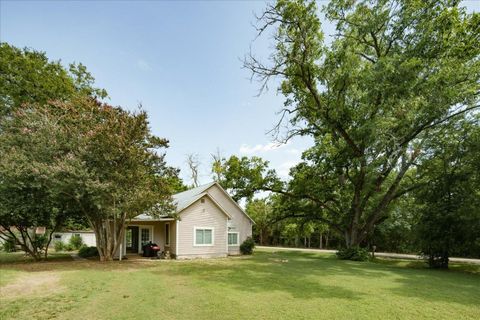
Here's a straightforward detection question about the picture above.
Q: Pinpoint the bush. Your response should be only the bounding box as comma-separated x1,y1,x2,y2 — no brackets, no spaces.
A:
240,237,255,255
69,234,83,250
32,234,48,253
78,246,98,258
2,237,16,252
64,243,75,251
336,246,371,261
54,241,65,252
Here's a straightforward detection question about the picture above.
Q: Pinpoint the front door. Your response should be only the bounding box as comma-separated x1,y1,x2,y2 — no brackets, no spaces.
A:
126,226,139,253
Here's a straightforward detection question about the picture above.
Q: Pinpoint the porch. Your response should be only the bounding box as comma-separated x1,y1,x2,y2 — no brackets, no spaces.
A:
119,219,176,259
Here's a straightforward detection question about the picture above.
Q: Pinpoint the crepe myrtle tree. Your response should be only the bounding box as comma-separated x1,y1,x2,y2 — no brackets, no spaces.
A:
53,97,179,261
0,97,179,261
0,100,85,260
221,0,480,249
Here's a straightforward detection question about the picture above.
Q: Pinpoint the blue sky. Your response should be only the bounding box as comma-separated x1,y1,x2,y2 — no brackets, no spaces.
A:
1,0,478,186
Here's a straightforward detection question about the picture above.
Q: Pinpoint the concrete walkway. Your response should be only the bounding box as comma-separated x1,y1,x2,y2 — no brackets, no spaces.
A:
256,246,480,265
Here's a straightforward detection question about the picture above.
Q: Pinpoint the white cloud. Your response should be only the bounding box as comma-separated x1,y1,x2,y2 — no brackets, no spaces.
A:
136,59,151,71
239,141,290,154
276,160,300,178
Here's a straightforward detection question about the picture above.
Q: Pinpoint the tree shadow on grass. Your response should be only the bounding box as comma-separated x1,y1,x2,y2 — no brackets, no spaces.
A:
1,250,479,308
160,251,480,307
155,256,361,301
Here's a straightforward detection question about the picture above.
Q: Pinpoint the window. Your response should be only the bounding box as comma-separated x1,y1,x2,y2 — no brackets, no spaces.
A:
141,228,150,246
165,223,170,246
228,232,239,246
126,229,132,247
54,234,61,239
194,228,214,246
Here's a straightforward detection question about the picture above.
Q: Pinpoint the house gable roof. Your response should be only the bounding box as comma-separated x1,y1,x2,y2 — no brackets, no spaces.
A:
204,182,255,224
131,181,254,223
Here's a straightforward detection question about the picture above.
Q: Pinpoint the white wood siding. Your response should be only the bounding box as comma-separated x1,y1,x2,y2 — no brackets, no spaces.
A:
207,185,253,255
176,196,228,259
52,232,96,247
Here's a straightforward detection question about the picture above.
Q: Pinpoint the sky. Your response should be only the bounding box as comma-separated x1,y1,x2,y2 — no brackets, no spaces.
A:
1,0,478,186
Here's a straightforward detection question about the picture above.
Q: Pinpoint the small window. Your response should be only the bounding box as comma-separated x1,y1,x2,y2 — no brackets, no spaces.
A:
126,229,132,247
228,232,239,246
54,234,61,239
165,223,170,246
201,198,205,203
194,228,213,246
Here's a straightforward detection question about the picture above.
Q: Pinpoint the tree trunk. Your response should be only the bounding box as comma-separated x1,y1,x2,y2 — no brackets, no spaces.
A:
44,224,59,260
325,233,329,249
319,232,323,249
92,217,127,262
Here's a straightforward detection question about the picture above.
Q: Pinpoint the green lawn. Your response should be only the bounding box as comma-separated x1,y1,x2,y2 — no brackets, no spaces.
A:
0,249,479,320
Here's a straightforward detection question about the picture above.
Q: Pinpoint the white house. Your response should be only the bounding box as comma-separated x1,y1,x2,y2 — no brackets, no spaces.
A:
119,182,254,259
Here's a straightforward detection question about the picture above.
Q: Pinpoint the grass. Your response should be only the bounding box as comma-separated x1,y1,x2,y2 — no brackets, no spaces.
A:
0,249,479,320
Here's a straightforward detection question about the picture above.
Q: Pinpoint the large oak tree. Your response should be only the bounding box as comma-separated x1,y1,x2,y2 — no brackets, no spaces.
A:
221,0,479,248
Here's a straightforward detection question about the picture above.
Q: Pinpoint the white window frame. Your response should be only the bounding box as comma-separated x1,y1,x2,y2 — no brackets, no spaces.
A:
165,223,170,246
139,226,154,253
228,232,239,246
194,227,214,246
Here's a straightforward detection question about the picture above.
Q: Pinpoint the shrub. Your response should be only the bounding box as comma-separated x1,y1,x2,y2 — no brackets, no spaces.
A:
2,237,16,252
54,241,65,252
32,234,48,253
336,246,371,261
64,243,75,251
240,237,255,255
69,234,83,250
78,246,99,258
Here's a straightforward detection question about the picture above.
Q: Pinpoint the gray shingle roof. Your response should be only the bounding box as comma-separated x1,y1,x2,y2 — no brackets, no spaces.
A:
172,182,216,212
131,182,216,221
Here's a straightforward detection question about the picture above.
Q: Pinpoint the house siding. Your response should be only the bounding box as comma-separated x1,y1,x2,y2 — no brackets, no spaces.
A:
206,185,253,255
176,196,228,259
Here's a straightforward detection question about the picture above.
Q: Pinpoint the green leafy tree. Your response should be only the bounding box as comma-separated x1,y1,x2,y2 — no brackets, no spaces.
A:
0,102,82,260
49,98,178,261
415,120,480,268
227,0,479,249
0,43,107,118
371,196,420,253
246,198,274,245
0,97,179,261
